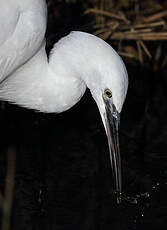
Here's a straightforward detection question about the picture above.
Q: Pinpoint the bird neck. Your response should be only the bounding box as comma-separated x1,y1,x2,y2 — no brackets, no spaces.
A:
0,43,86,113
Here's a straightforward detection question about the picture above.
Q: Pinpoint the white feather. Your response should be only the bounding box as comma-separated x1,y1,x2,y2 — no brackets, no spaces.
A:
0,1,128,114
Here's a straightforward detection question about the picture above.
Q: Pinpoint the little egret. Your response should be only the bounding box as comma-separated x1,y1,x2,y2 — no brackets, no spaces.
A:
0,0,128,203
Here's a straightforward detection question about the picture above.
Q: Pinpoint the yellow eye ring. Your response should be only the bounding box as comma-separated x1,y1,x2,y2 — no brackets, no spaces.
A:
104,89,112,98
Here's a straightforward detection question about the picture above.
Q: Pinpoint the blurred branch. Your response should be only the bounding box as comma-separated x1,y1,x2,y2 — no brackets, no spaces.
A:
2,147,16,230
0,192,4,209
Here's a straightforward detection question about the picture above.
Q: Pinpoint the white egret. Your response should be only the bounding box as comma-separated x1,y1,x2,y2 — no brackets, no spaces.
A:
0,0,128,203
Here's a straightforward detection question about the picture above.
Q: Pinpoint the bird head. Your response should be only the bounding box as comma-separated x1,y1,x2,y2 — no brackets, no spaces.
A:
76,32,128,203
51,32,128,203
89,54,128,204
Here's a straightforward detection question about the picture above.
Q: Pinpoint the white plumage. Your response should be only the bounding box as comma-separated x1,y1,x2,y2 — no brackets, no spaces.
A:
0,0,128,203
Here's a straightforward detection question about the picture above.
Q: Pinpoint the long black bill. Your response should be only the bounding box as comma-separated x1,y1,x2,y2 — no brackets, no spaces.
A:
103,97,122,204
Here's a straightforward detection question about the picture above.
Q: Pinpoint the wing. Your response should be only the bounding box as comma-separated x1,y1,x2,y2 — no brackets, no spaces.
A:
0,0,47,82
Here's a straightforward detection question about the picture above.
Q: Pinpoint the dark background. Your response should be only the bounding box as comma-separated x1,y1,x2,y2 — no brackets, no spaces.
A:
1,0,167,229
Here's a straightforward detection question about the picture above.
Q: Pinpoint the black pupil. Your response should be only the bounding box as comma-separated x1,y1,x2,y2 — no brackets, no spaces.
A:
106,91,111,96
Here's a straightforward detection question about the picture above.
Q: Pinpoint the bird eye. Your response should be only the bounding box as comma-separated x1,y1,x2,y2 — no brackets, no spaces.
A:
104,89,112,98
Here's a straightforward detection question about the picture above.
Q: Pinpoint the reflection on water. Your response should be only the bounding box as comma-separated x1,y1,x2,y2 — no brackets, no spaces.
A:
129,182,167,230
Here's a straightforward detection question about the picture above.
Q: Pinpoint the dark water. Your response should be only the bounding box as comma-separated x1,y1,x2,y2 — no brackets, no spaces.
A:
0,65,167,230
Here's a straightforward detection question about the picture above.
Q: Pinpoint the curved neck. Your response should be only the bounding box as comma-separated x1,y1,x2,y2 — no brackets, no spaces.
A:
0,43,86,113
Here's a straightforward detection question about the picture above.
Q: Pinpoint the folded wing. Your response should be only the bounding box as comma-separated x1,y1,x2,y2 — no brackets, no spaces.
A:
0,0,47,82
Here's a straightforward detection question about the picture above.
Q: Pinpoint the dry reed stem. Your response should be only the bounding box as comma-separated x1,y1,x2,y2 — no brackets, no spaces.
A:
112,21,119,29
137,40,143,64
94,27,112,36
133,21,165,29
85,8,127,22
94,22,119,35
128,4,162,16
94,21,165,32
129,28,152,33
102,0,114,10
2,147,16,230
139,41,152,59
98,31,112,40
118,10,129,23
118,51,138,59
143,10,167,23
110,32,167,40
98,0,105,24
155,45,162,61
93,21,116,29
